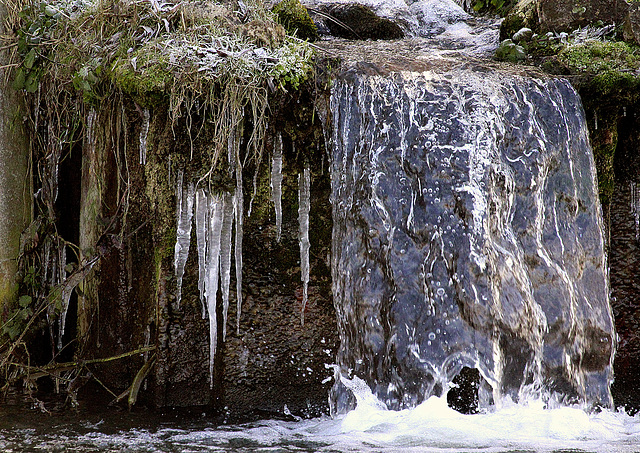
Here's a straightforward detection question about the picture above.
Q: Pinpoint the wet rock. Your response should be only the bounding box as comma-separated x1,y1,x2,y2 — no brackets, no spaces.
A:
537,0,629,33
329,57,614,413
623,2,640,46
500,0,539,41
312,3,405,40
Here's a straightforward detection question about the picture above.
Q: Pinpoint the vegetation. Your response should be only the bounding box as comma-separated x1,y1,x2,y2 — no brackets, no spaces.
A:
0,0,317,409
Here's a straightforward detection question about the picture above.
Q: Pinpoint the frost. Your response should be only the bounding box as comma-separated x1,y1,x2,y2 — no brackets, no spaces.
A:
298,166,311,325
271,135,283,242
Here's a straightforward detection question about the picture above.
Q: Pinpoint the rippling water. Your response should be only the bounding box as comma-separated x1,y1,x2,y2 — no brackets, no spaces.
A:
3,393,640,453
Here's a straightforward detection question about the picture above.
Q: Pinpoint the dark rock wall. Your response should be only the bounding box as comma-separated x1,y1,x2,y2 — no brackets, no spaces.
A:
78,89,341,416
608,109,640,414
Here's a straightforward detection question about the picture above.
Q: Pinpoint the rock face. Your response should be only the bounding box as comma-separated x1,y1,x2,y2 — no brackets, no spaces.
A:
608,110,640,414
313,3,405,39
329,58,615,413
623,2,640,46
537,0,628,33
68,89,338,416
0,3,30,318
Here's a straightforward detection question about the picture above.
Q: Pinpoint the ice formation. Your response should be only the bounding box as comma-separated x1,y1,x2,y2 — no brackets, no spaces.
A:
175,179,244,384
271,135,283,242
139,108,150,165
298,166,311,325
174,171,194,308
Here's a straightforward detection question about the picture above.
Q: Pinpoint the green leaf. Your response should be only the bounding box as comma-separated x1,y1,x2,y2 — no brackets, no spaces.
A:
44,4,58,17
24,48,36,69
24,71,39,93
18,295,32,308
12,68,25,90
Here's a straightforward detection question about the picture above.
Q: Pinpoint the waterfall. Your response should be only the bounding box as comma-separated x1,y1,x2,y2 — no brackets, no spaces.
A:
329,61,615,413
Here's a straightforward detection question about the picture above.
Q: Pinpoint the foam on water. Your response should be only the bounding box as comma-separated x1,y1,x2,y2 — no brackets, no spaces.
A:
10,389,638,453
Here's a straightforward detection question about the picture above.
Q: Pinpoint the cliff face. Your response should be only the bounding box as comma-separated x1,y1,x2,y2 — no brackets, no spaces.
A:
2,0,640,417
0,3,31,327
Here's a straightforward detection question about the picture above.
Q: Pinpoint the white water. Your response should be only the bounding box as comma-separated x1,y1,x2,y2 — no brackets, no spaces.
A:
24,383,639,453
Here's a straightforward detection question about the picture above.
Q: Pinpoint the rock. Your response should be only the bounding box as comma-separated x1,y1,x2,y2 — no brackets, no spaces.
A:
330,58,614,413
313,3,405,40
500,0,539,41
495,39,527,62
273,0,319,42
537,0,629,33
623,2,640,46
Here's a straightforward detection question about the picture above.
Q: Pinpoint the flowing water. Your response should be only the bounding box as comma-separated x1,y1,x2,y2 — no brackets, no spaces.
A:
2,387,640,452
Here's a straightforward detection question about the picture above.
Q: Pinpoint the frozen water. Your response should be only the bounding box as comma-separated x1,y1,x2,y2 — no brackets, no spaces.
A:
139,108,150,165
298,166,311,325
173,171,194,308
271,135,284,242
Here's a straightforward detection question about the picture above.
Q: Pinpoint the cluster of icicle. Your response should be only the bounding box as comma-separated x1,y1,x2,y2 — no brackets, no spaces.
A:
174,167,243,386
174,134,311,385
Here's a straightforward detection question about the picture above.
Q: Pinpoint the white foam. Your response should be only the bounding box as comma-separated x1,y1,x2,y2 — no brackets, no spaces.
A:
68,397,640,453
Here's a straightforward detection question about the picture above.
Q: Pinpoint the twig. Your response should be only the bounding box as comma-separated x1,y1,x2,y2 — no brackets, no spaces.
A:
0,43,18,52
7,345,156,382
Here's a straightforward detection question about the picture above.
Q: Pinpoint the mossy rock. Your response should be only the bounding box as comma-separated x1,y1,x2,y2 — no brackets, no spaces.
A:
111,51,171,108
499,0,539,41
319,4,404,40
273,0,319,42
467,0,518,17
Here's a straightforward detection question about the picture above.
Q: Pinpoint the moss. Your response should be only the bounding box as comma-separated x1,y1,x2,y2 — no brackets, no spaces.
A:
272,0,319,42
558,40,640,74
111,51,171,108
499,0,539,41
470,0,518,17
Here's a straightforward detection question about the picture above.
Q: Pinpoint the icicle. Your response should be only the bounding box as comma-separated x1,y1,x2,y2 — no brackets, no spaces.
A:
174,171,195,308
271,135,283,242
298,166,311,325
195,188,208,317
220,192,234,340
139,108,150,165
207,194,224,387
57,246,68,350
235,148,244,335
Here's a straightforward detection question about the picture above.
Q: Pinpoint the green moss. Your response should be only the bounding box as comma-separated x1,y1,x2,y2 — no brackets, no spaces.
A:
272,0,319,42
111,50,171,108
558,40,640,74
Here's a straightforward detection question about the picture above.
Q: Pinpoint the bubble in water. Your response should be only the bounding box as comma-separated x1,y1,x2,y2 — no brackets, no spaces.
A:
428,332,436,340
436,288,445,297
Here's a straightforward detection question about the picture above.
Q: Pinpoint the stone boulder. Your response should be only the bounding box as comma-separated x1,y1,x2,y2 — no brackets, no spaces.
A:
623,1,640,46
311,3,405,40
537,0,628,33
